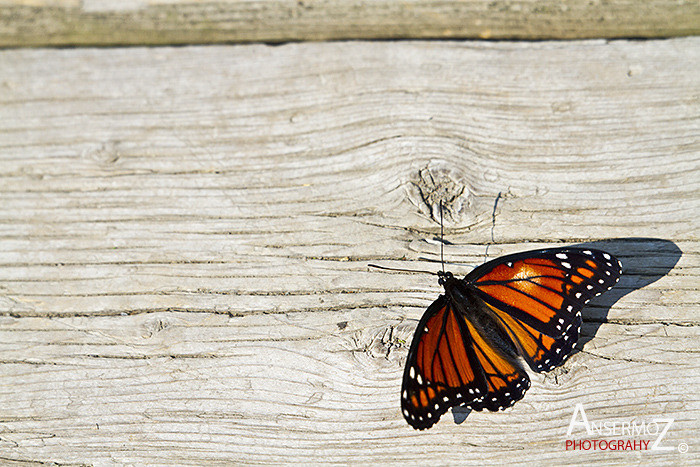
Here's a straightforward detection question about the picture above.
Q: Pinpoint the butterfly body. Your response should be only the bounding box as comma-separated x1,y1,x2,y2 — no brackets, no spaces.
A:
400,247,622,430
440,272,522,373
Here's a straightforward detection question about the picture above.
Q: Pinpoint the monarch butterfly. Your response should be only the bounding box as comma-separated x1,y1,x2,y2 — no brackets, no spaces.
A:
398,247,622,430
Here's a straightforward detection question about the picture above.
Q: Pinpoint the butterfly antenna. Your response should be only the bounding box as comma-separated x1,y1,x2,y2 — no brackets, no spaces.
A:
368,264,437,275
368,201,447,277
440,201,445,275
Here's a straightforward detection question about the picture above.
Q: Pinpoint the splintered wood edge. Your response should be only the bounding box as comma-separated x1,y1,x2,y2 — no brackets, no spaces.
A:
0,0,699,47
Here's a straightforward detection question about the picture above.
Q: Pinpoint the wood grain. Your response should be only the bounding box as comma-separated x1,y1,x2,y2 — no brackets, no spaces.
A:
1,0,699,47
0,38,698,464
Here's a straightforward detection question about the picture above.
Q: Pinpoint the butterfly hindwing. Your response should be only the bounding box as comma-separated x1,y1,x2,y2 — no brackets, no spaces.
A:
487,302,583,372
457,316,530,412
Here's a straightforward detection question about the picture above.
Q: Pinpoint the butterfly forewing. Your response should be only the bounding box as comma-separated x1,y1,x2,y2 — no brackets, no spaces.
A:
466,248,622,340
401,296,488,430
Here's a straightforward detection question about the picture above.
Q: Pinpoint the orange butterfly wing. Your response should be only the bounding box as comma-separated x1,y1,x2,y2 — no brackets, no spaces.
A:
486,303,581,372
468,249,621,335
458,317,530,413
467,248,621,372
401,296,529,429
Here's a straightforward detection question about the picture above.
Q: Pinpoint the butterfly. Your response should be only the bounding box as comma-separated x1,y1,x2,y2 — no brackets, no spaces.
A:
400,247,622,430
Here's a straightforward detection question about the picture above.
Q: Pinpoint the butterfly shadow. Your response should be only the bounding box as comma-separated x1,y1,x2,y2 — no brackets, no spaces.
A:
449,237,681,426
452,405,472,424
568,237,682,350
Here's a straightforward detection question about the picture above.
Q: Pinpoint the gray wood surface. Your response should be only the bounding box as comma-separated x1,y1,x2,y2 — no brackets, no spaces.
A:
1,0,699,47
1,38,698,465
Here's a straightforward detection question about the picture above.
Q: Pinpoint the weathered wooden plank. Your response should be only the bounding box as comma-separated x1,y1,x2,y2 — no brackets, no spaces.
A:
0,0,699,47
0,312,697,464
0,39,698,464
0,240,695,323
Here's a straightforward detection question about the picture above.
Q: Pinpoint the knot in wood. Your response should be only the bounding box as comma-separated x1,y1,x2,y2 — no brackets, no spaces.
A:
410,163,471,225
